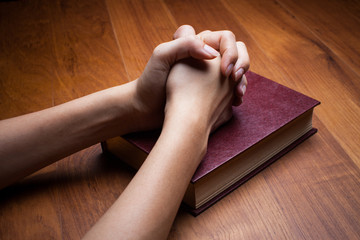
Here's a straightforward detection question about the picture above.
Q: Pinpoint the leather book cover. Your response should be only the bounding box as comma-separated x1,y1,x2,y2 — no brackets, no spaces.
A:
103,71,320,215
186,128,318,216
123,71,320,183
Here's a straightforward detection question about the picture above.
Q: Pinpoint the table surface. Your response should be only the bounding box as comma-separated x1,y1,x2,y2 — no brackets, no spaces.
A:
1,0,359,239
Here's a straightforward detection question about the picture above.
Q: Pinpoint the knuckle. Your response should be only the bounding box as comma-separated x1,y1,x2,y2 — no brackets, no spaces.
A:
183,35,200,47
185,35,198,41
153,44,162,55
152,43,166,58
201,30,212,35
174,25,195,39
241,75,248,85
237,41,246,48
179,24,193,31
198,30,211,40
222,30,235,39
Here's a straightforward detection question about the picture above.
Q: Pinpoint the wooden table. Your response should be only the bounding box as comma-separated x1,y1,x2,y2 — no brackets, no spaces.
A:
1,0,359,239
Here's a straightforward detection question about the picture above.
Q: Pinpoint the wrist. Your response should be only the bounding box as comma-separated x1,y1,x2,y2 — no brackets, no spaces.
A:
105,81,148,135
165,98,212,134
131,79,165,131
105,80,165,135
71,84,135,141
163,105,211,160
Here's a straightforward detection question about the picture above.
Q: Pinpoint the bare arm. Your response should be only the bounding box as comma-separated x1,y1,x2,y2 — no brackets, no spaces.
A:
83,108,210,239
0,25,249,239
0,34,220,189
0,26,248,190
0,82,141,189
83,54,239,239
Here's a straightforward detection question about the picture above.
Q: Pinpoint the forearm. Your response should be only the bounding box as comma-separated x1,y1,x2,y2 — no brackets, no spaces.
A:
0,81,140,189
83,111,210,240
84,54,234,240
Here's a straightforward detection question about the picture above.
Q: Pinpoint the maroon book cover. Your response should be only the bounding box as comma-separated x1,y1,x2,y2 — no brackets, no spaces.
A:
104,71,320,215
123,71,319,181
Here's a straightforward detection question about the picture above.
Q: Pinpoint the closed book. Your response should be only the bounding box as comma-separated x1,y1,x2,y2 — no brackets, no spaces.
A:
101,71,320,216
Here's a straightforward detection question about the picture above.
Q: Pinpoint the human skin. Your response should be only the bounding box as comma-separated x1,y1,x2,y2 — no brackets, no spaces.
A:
83,53,238,240
0,25,250,239
0,35,218,189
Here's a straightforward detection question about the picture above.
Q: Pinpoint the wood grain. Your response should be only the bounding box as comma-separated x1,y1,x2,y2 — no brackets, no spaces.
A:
221,0,360,165
278,0,360,77
164,0,360,238
0,0,54,119
164,0,284,79
0,0,359,239
105,0,177,80
48,0,128,104
0,0,130,239
43,0,130,238
0,1,61,239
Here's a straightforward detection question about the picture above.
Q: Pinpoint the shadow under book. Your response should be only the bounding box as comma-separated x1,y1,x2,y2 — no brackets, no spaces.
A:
101,71,320,216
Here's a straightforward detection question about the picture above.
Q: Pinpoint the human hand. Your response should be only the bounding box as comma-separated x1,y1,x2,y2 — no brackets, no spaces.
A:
132,34,220,130
173,25,250,106
165,52,242,134
132,25,249,131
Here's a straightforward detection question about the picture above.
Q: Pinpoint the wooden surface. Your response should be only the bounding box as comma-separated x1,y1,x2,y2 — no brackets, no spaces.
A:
0,0,359,239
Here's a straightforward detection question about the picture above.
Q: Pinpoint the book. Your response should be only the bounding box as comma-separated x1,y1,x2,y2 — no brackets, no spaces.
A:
101,71,320,216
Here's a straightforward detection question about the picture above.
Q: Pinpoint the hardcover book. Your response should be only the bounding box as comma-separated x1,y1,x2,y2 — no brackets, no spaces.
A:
101,71,320,216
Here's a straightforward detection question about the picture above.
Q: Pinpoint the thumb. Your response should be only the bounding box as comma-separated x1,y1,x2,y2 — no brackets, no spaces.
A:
173,25,196,39
152,36,219,69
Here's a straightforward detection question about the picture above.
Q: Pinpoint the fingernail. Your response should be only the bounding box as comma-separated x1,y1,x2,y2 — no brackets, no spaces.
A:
203,44,220,57
235,67,244,81
236,82,246,97
225,63,234,77
241,85,247,95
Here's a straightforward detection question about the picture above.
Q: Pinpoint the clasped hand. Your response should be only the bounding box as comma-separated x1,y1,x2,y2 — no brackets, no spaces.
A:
133,25,250,132
0,24,251,240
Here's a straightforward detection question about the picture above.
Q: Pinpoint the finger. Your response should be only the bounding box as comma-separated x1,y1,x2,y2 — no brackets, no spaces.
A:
232,96,243,106
233,74,248,106
236,74,247,97
173,25,196,39
198,30,238,77
232,41,249,105
151,36,219,70
211,105,233,132
232,41,250,82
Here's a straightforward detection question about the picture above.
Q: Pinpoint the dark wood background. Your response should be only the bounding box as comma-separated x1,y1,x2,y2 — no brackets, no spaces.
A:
1,0,359,239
